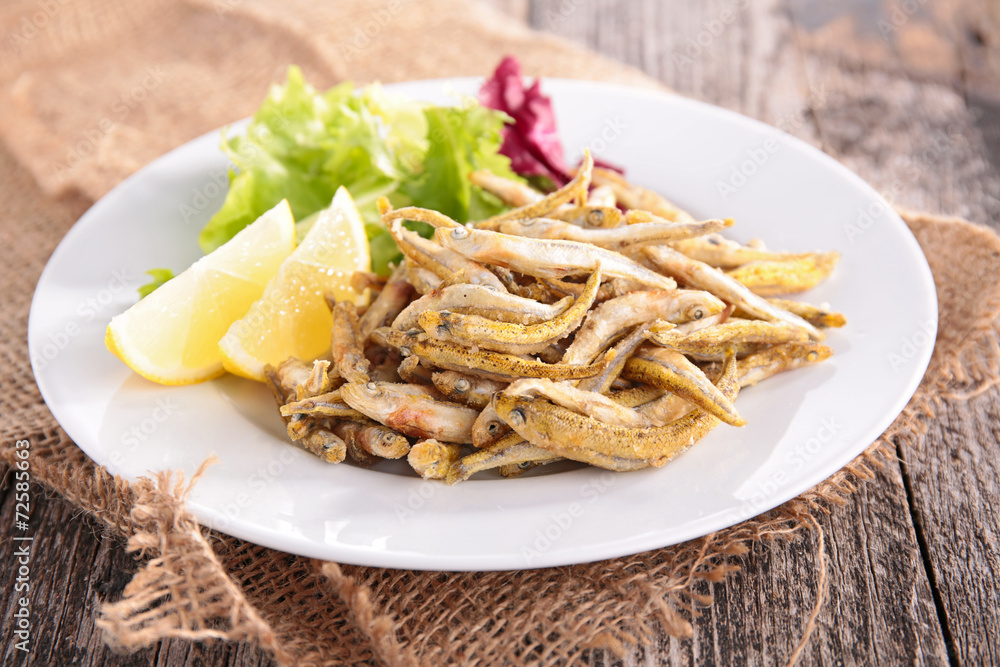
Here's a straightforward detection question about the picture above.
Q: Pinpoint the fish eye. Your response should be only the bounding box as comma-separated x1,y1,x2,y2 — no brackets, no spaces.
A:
365,381,380,394
587,209,604,226
807,351,818,362
508,408,525,426
486,422,500,434
692,308,704,320
518,461,533,470
455,378,471,393
451,227,470,239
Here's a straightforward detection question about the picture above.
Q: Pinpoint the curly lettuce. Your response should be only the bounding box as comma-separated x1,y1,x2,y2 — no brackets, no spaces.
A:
198,66,520,275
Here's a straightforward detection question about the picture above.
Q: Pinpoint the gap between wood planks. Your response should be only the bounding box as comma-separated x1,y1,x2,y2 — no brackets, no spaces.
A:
516,0,998,665
896,441,961,666
784,4,989,665
782,2,1000,664
778,3,955,661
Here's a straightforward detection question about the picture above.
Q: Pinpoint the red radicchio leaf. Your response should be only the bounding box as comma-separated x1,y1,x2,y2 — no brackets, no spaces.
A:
479,56,572,186
480,56,626,189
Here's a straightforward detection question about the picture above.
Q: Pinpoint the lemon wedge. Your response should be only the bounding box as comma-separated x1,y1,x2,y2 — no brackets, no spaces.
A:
219,187,370,381
105,201,297,385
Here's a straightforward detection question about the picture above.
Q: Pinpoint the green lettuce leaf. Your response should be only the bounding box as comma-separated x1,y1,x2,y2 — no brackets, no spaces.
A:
138,268,175,299
197,67,519,275
199,66,428,254
401,103,517,222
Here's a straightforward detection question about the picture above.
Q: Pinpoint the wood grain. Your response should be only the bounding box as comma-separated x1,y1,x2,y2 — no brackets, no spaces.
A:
784,3,1000,667
1,1,998,665
526,0,1000,665
0,468,276,667
902,395,1000,666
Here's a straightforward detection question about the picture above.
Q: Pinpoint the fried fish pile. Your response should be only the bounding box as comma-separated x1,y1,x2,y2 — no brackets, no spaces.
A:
264,152,844,483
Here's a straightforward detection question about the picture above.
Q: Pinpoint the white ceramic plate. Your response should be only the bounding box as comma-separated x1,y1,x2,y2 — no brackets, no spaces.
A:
29,78,936,571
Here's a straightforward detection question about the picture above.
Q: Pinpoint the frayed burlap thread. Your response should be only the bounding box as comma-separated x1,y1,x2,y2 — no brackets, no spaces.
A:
1,148,997,664
96,458,289,661
10,206,984,667
3,0,1000,664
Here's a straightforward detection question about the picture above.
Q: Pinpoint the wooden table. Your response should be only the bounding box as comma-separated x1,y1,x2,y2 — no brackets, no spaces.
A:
3,1,998,664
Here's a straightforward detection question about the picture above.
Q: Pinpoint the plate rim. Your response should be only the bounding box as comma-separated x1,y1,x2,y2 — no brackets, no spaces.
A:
28,76,937,571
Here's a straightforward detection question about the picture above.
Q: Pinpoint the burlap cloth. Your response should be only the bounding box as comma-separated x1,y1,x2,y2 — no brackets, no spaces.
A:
2,1,999,665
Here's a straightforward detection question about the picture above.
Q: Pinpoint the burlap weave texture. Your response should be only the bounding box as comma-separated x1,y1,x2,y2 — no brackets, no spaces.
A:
2,1,999,665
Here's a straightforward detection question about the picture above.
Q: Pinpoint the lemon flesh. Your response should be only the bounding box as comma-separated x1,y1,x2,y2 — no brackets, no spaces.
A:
219,187,371,382
105,200,297,385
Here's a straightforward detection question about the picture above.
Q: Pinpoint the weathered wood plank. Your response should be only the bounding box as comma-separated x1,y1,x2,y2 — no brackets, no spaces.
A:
1,1,996,666
523,0,999,665
0,466,276,667
784,4,1000,666
645,465,946,666
901,393,1000,665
